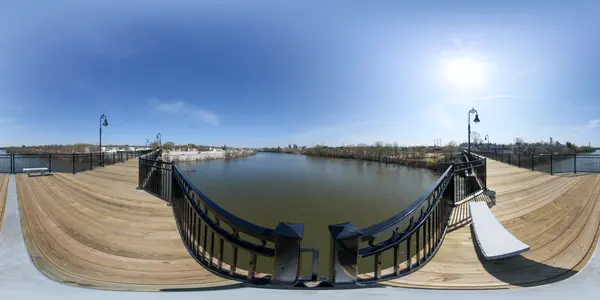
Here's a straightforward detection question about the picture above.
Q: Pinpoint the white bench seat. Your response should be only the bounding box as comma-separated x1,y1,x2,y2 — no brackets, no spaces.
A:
469,201,530,260
23,167,49,177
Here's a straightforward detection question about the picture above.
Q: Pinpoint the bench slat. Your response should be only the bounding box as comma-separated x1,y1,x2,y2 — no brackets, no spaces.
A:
469,202,530,260
23,168,49,172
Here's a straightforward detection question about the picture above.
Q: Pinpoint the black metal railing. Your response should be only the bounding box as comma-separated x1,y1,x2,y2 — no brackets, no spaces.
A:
0,150,151,174
139,152,172,201
138,155,319,286
138,150,487,287
326,155,486,285
473,150,600,174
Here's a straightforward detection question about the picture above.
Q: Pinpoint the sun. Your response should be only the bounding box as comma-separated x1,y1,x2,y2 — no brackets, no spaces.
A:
442,57,486,88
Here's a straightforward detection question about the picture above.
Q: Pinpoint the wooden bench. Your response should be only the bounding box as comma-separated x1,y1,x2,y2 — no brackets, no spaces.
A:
469,201,530,260
23,167,49,177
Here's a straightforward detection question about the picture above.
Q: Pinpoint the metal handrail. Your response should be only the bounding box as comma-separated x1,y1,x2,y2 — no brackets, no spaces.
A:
139,155,313,286
173,166,275,242
360,164,454,239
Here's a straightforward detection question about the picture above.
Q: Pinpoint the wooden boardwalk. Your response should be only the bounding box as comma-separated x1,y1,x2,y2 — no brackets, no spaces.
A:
15,159,240,291
381,159,600,289
12,157,600,290
0,174,8,233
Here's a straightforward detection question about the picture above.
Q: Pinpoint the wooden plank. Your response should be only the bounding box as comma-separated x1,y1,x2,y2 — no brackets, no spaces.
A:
0,174,8,233
380,159,600,289
16,160,240,291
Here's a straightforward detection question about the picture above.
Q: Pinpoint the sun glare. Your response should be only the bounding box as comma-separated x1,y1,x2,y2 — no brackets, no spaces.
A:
443,57,486,88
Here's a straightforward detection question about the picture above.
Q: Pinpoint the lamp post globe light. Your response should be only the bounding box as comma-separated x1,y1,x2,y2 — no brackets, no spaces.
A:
99,114,108,167
468,108,480,155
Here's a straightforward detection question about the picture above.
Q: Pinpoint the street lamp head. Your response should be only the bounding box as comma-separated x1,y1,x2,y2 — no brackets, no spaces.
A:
103,119,108,127
156,133,160,139
473,114,480,123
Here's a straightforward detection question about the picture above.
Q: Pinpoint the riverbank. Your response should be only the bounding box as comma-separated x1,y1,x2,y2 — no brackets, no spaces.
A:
307,152,454,172
162,150,256,162
261,149,456,172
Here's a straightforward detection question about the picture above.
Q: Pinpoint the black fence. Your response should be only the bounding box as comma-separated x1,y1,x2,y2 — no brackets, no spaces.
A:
138,151,487,287
325,152,486,285
0,150,151,174
139,151,319,286
474,151,600,174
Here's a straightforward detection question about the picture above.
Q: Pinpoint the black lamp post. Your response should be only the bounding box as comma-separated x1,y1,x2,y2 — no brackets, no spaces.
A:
468,108,480,155
99,114,108,166
146,139,149,147
156,133,162,149
485,134,490,152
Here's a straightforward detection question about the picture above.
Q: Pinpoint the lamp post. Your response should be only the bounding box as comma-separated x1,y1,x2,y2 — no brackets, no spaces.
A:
468,108,480,155
156,133,162,149
485,134,490,152
99,114,108,166
146,139,149,147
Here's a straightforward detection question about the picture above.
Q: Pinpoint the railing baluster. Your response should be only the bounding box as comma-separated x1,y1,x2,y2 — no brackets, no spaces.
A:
248,253,257,280
415,228,420,265
210,228,215,267
230,231,239,275
393,244,400,275
203,224,208,259
429,213,433,255
422,219,426,262
374,252,382,280
407,235,412,270
192,210,197,256
218,237,225,269
196,217,201,257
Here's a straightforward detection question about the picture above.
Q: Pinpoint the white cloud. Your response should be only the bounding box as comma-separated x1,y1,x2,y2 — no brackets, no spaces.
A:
150,99,219,126
585,119,600,131
190,109,219,126
154,101,184,113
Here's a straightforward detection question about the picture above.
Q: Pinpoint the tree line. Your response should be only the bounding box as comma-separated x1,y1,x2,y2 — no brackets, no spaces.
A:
5,144,143,154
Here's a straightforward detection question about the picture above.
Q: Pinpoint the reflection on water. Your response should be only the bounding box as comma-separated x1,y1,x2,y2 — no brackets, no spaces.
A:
177,152,439,275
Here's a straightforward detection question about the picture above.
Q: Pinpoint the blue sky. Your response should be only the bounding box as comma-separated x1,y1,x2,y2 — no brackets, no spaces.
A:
1,1,599,148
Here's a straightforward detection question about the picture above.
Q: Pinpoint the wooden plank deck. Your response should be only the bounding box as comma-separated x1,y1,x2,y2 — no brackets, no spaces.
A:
381,159,600,289
15,159,241,291
0,174,8,233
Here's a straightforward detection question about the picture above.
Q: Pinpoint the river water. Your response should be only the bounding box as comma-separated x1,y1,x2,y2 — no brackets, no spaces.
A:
533,150,600,173
177,152,439,276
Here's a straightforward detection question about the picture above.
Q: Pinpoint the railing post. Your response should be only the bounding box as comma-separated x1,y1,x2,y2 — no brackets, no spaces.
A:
574,154,577,173
443,165,455,203
531,154,535,171
11,153,14,174
89,153,93,170
72,154,76,174
113,152,116,164
48,153,52,172
518,153,521,168
328,222,363,285
483,158,487,190
508,153,511,165
550,154,553,175
272,222,304,285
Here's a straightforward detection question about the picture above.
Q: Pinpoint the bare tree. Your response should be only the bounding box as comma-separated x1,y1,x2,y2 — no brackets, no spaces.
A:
514,137,524,145
471,131,482,145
